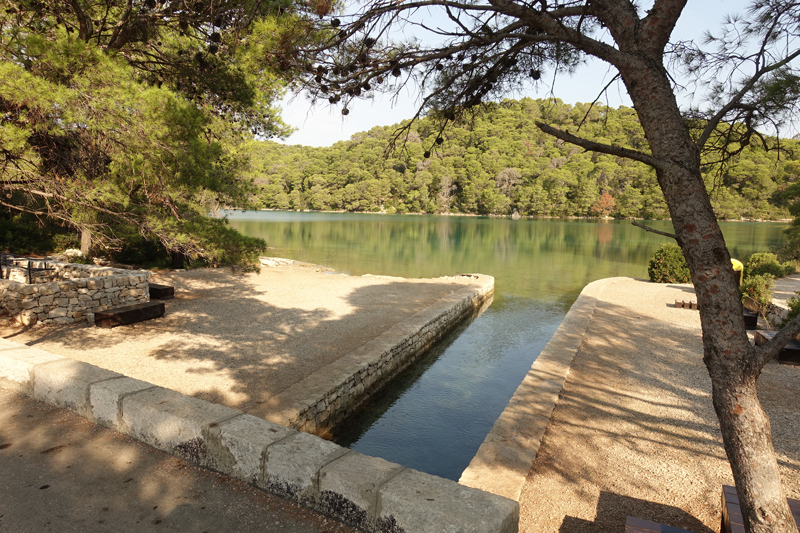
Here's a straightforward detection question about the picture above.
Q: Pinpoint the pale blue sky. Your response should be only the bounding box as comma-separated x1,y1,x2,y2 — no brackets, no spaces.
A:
276,0,753,147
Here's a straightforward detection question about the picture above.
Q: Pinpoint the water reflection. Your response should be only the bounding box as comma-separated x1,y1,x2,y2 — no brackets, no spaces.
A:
227,212,787,479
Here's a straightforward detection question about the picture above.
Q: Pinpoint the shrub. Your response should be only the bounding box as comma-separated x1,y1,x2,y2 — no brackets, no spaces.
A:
648,243,691,283
779,291,800,328
740,273,775,314
744,252,796,279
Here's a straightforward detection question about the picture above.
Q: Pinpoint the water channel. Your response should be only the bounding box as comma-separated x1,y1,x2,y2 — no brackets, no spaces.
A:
227,212,788,481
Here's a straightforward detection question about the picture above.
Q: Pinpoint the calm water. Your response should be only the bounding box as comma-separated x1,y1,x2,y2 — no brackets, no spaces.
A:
227,212,787,480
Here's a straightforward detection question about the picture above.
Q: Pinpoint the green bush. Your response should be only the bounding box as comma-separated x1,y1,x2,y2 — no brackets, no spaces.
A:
648,243,691,283
744,252,796,279
0,211,75,256
740,273,775,313
779,291,800,327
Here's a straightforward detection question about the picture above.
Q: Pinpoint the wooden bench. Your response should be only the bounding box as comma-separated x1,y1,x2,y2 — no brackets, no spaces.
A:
742,309,758,330
722,485,800,533
148,283,174,300
94,301,165,328
753,330,800,366
625,516,693,532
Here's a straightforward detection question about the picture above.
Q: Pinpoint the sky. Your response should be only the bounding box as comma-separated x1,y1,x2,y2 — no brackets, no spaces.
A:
275,0,754,148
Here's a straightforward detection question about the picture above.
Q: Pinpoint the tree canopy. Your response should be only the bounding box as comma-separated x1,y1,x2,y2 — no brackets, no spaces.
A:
250,98,800,219
0,0,317,264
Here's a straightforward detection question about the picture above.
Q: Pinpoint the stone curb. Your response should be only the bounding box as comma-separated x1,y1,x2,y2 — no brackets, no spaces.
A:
0,337,519,533
257,274,495,436
459,277,623,501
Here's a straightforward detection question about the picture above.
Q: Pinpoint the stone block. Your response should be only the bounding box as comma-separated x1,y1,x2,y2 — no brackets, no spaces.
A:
47,308,68,318
377,469,519,533
121,387,241,464
0,343,65,393
39,281,60,296
204,414,295,484
260,431,349,501
33,359,122,418
318,452,404,531
90,377,155,428
17,284,36,296
39,294,55,305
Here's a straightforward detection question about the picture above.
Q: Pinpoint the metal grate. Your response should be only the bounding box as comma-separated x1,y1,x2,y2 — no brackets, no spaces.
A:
0,253,56,283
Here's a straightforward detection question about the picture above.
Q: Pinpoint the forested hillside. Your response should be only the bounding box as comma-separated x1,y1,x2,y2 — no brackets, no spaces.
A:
246,98,800,219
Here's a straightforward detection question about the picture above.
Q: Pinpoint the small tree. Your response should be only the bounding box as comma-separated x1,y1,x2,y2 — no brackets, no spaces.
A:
589,192,616,217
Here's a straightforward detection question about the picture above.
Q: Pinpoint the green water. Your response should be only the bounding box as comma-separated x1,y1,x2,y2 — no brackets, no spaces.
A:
227,211,787,479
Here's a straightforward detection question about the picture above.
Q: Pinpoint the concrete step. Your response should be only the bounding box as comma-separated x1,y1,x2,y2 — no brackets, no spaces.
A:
148,283,174,300
94,301,165,328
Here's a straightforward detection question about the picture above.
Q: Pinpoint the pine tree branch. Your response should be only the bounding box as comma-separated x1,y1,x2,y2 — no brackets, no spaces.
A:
698,49,800,149
631,220,678,240
754,313,800,369
535,121,667,170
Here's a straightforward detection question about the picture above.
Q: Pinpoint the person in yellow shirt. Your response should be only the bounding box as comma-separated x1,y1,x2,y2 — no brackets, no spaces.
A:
731,258,744,285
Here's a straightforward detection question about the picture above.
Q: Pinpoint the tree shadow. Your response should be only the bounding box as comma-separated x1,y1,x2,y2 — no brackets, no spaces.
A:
558,492,713,533
518,280,800,531
0,268,484,418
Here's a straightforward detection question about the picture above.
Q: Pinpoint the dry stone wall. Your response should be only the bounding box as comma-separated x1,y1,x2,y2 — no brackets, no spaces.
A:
0,259,149,326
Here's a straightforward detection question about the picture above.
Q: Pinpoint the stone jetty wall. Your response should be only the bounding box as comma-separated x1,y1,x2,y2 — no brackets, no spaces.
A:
0,259,149,326
263,274,495,437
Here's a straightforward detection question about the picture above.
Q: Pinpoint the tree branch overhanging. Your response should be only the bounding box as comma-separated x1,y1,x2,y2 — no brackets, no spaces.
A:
535,121,667,170
631,220,679,241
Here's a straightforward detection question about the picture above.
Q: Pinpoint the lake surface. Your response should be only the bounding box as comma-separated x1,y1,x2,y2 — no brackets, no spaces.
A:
227,212,787,480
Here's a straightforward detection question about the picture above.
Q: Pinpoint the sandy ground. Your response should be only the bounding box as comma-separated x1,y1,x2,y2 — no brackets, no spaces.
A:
0,264,481,416
518,279,800,533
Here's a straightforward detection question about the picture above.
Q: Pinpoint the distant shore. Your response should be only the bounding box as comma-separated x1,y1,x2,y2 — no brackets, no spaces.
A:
226,208,792,224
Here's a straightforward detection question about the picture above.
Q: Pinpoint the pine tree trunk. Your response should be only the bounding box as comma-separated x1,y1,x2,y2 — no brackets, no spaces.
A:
80,227,91,256
712,377,793,532
618,53,796,533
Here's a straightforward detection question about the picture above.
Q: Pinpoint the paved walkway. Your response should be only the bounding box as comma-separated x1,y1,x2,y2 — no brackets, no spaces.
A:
0,386,357,533
515,278,800,532
771,273,800,309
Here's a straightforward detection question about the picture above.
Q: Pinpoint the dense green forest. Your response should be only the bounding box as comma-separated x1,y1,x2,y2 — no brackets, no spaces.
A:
245,98,800,220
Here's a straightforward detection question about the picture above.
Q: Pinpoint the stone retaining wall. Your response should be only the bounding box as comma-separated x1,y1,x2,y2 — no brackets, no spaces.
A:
0,338,519,533
260,274,495,437
0,259,149,326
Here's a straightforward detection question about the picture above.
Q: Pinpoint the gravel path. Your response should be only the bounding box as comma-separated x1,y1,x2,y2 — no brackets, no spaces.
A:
0,265,480,417
518,278,800,532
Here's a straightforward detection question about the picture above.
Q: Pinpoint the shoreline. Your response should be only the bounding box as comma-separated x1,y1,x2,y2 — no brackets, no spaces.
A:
226,209,792,224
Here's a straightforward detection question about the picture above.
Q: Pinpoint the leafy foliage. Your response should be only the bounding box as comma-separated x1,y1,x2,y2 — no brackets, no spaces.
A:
0,210,76,256
647,243,691,284
0,0,314,266
743,252,796,279
252,99,800,219
740,273,776,314
782,291,800,327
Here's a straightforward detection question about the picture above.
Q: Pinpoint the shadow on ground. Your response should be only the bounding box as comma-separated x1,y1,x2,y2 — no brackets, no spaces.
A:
0,387,356,533
0,268,477,417
559,491,714,533
517,283,800,532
